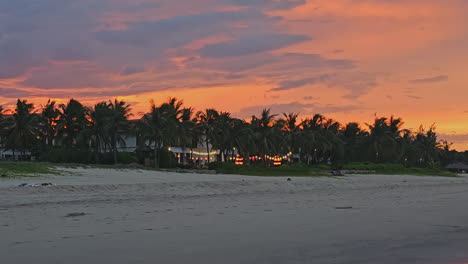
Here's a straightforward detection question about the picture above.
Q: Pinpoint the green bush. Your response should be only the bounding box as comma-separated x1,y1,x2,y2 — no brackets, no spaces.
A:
40,148,94,164
159,148,178,168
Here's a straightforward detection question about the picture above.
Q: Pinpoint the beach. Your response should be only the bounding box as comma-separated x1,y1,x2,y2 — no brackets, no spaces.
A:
1,168,468,264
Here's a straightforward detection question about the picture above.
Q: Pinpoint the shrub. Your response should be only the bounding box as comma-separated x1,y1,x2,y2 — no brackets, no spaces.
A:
40,148,94,164
159,148,178,168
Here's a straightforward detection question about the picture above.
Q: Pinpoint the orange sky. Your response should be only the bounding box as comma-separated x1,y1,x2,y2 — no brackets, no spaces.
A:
1,0,468,149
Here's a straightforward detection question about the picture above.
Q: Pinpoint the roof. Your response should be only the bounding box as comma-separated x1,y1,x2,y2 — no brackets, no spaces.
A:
446,162,468,169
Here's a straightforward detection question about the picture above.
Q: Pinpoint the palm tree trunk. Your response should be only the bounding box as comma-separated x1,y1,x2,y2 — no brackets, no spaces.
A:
113,134,118,165
206,138,210,163
95,137,100,164
154,139,159,168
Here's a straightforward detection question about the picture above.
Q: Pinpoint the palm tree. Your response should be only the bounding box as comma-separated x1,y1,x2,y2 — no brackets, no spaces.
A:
251,109,283,164
196,108,220,163
108,99,132,164
342,122,367,162
58,99,90,148
211,112,233,162
367,117,392,162
4,99,39,159
140,98,182,168
40,100,60,148
300,115,327,164
90,101,112,163
413,124,440,168
279,112,300,156
177,107,196,164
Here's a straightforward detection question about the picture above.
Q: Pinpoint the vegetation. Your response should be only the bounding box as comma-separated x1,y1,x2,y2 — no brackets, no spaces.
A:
0,97,462,175
0,162,59,178
342,163,456,177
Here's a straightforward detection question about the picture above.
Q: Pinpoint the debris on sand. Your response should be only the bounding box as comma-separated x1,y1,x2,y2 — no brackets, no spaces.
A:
65,212,86,217
335,206,353,210
17,183,54,187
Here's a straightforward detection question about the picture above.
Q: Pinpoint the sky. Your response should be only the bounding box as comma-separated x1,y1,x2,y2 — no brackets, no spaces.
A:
1,0,468,149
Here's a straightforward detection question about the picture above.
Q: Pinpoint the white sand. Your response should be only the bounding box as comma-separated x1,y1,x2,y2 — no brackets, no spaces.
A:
1,168,468,263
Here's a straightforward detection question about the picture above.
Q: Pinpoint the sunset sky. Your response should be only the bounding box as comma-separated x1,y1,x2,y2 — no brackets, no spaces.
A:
1,0,467,149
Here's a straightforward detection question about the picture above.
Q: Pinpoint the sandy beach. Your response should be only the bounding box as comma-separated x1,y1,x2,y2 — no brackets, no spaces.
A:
1,168,468,264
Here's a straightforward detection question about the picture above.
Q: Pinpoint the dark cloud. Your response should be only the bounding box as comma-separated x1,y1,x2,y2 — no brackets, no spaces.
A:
270,74,331,91
439,134,468,144
191,53,354,74
0,0,361,101
0,88,32,98
409,75,449,84
267,71,378,99
225,0,306,10
200,34,310,57
96,10,273,48
20,63,111,89
120,65,145,76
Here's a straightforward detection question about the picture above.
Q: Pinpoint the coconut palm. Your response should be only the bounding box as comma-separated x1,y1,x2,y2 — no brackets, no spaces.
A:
140,98,182,168
367,117,392,162
279,112,300,155
3,99,39,158
108,99,132,164
58,99,90,148
251,109,284,163
89,101,112,163
177,107,196,164
196,108,220,163
40,100,61,148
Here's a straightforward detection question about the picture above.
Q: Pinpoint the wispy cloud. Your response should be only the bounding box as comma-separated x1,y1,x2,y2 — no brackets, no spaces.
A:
409,75,449,84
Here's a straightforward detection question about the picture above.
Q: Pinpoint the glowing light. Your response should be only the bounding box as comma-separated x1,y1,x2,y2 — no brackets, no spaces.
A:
235,155,244,165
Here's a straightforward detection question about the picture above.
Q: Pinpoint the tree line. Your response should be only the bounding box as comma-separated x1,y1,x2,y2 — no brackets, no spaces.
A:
0,98,457,168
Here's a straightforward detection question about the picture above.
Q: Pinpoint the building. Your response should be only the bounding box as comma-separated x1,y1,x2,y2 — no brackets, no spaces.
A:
446,162,468,173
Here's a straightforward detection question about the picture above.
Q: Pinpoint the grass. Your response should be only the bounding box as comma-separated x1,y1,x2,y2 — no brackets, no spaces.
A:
0,161,61,178
0,161,457,178
342,162,458,177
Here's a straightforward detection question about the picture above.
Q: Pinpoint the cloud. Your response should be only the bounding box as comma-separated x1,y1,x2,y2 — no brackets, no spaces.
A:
303,96,318,101
120,65,145,76
0,88,32,98
439,134,468,144
225,0,306,10
199,34,310,57
270,74,331,91
407,95,422,100
409,75,449,84
267,71,378,99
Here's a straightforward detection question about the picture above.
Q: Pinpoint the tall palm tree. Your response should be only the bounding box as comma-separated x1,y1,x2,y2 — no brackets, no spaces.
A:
4,99,39,158
108,99,132,164
342,122,367,162
140,98,182,168
41,100,60,148
279,112,300,155
196,108,219,163
367,117,392,162
58,99,90,148
90,101,112,163
177,107,196,164
229,118,254,158
251,109,283,163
